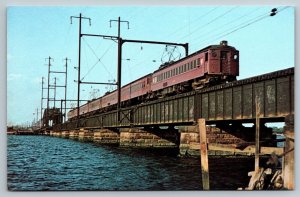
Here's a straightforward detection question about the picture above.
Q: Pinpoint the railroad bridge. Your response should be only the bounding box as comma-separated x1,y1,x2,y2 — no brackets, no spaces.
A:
48,67,294,156
37,67,294,190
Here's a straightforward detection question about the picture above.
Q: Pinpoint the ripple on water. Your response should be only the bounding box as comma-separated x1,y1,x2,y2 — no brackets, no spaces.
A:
7,135,253,191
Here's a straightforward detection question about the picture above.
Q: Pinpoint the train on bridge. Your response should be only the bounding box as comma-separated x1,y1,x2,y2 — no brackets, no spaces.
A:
68,40,239,120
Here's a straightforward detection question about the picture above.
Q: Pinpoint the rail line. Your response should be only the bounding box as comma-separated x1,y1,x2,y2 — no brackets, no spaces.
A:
53,67,294,131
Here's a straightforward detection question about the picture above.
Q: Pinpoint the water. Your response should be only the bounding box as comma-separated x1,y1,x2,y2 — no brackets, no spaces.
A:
7,135,254,191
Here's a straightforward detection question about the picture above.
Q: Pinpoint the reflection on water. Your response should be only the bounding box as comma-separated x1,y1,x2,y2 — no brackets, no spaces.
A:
7,135,253,191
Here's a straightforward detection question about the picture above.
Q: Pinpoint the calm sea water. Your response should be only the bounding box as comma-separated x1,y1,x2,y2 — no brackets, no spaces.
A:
7,135,254,191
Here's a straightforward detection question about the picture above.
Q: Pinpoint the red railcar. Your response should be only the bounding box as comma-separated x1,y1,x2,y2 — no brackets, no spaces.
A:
67,41,239,120
151,41,239,94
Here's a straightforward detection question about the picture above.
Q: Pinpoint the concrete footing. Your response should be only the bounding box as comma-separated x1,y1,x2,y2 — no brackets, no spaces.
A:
179,125,249,156
61,131,70,138
78,129,94,142
49,122,270,157
69,130,79,140
119,128,178,148
93,129,119,145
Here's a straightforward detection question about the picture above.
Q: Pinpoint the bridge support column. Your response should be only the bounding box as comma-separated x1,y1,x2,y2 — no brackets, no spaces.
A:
52,131,62,137
93,129,119,145
61,131,70,138
179,124,249,157
78,129,94,142
69,130,79,140
179,125,200,156
119,127,178,148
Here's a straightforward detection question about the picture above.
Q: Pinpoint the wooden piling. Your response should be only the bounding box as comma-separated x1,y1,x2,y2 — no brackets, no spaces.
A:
198,118,209,190
283,114,294,189
255,98,261,172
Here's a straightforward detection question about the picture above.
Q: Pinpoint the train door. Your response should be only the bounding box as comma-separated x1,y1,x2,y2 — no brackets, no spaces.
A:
221,51,229,74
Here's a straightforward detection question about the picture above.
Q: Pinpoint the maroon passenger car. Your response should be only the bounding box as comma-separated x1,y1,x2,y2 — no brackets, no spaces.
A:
67,41,239,120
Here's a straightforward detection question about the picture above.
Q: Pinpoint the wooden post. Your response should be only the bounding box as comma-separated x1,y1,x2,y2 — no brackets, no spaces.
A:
255,98,261,172
283,114,294,189
198,118,209,190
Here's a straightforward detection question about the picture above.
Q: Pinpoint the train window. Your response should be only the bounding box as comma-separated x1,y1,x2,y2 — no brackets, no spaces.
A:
153,77,157,83
221,51,227,59
197,58,200,65
205,52,208,61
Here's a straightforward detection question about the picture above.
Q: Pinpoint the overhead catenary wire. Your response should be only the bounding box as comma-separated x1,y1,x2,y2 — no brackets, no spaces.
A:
81,37,115,81
190,7,263,45
196,6,290,48
164,7,219,40
177,6,238,41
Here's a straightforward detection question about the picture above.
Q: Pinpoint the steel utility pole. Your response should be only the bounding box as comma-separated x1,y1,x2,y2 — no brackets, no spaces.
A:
45,56,53,127
64,58,70,122
49,58,69,123
53,77,57,108
36,108,39,126
41,77,44,127
110,17,130,122
71,13,91,126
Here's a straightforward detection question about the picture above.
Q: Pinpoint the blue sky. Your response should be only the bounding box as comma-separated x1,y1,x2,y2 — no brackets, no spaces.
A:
7,6,294,125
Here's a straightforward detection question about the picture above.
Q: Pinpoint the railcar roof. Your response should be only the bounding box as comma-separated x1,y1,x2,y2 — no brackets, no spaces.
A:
70,43,237,111
152,44,237,74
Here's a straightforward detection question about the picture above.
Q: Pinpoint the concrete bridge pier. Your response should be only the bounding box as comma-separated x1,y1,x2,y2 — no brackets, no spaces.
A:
93,128,119,145
119,127,179,148
61,131,70,138
69,130,79,140
78,129,94,142
52,131,62,137
178,124,250,156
